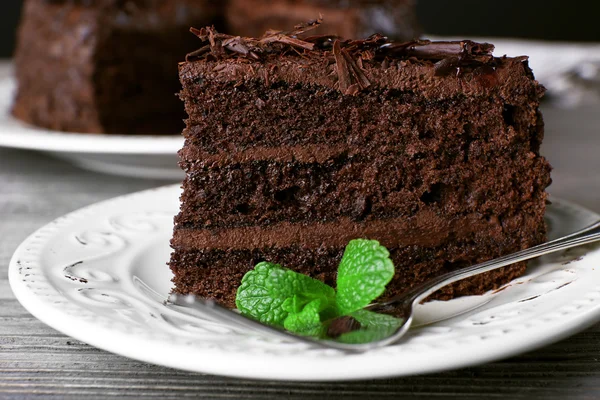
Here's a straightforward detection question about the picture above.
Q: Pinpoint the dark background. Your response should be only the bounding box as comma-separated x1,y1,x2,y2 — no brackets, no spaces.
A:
1,0,599,57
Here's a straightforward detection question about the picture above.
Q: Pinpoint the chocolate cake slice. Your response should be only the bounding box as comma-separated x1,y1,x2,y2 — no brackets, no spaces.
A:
170,21,552,308
12,0,221,135
226,0,419,40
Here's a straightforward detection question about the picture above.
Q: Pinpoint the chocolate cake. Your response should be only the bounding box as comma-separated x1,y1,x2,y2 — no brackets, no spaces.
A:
170,21,552,308
226,0,419,40
12,0,221,134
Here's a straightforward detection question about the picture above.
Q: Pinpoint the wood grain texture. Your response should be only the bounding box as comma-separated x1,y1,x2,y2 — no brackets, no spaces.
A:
2,87,600,397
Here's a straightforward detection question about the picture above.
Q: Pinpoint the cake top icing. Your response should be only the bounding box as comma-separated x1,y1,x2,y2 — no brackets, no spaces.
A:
185,19,516,77
182,19,537,96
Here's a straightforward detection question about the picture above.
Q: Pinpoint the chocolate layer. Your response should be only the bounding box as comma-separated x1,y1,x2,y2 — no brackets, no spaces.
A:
175,152,549,230
170,243,531,308
178,67,542,152
179,142,347,166
174,211,494,250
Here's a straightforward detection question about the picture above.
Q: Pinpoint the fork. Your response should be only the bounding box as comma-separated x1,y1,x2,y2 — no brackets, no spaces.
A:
170,220,600,352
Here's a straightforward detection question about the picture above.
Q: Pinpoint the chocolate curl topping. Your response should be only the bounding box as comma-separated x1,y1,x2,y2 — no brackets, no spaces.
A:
333,40,371,95
384,40,495,62
259,34,315,51
379,39,495,77
185,20,503,89
279,17,324,38
187,18,322,61
187,20,497,67
258,18,323,50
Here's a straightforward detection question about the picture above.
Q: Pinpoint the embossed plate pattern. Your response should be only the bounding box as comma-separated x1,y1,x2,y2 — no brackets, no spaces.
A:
8,185,600,381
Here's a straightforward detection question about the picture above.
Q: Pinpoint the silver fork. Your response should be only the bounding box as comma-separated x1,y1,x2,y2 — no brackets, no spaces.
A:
170,220,600,352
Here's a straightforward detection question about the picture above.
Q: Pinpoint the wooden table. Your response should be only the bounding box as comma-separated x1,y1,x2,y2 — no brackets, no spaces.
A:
1,99,600,398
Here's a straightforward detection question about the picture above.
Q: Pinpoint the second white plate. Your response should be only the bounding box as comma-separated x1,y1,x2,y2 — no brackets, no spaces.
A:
9,185,600,381
0,77,184,179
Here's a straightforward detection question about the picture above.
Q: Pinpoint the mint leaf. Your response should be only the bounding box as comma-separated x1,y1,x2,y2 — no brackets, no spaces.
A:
350,309,403,328
235,262,336,327
284,299,326,336
236,240,397,343
335,309,404,344
336,239,395,315
281,295,304,314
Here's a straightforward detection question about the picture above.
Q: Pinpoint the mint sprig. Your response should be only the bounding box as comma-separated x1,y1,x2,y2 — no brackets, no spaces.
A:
283,299,327,337
336,240,395,315
235,239,401,340
235,262,336,327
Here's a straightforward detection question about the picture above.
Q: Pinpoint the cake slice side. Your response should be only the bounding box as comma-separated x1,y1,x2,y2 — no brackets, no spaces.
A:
170,28,551,308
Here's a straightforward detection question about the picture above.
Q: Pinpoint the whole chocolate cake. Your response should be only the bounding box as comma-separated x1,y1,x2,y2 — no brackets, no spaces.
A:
226,0,419,40
170,21,552,308
12,0,221,134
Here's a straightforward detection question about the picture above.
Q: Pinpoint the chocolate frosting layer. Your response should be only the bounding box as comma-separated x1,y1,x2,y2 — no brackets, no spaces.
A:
181,20,538,97
172,210,501,250
184,19,514,94
180,54,537,104
179,141,354,167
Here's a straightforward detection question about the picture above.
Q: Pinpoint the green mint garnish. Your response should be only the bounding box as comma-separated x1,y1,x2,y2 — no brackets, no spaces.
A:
283,299,327,337
235,262,336,327
336,239,395,315
235,239,401,341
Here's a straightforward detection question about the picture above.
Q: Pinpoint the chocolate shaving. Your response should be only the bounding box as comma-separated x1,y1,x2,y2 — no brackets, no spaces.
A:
257,17,323,50
185,44,211,62
434,57,459,77
333,40,352,94
187,18,322,62
333,40,371,95
385,40,494,62
260,34,314,51
187,22,496,65
190,26,229,60
279,17,324,38
303,34,339,50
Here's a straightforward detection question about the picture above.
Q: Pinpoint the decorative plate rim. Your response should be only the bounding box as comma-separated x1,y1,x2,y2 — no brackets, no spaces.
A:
9,184,600,381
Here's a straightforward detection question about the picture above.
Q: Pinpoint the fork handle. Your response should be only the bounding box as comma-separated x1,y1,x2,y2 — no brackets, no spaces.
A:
374,220,600,310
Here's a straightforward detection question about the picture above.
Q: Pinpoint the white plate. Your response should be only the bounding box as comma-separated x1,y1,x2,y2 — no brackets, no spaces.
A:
0,77,184,179
9,185,600,381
